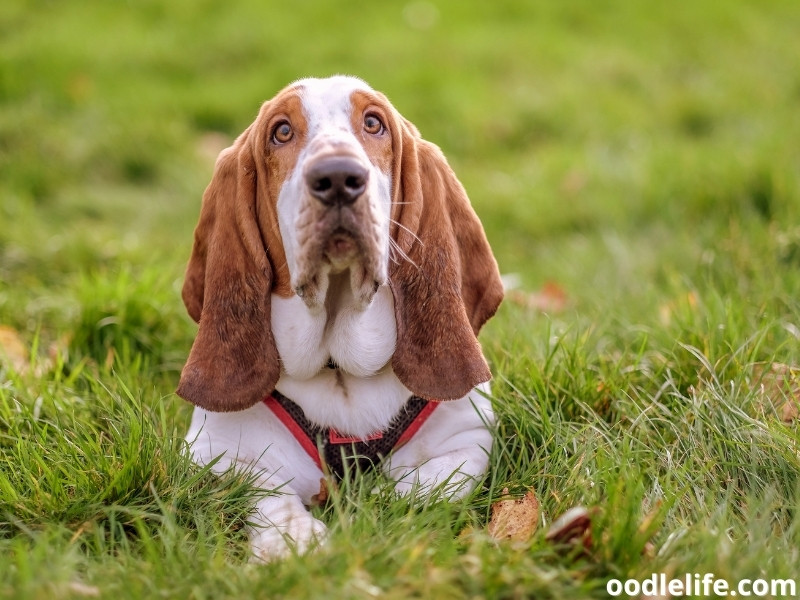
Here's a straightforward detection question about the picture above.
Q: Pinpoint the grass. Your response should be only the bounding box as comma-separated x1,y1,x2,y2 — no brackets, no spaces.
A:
2,0,800,597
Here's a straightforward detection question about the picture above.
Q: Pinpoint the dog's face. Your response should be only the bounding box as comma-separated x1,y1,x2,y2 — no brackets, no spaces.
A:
177,76,503,412
270,77,394,311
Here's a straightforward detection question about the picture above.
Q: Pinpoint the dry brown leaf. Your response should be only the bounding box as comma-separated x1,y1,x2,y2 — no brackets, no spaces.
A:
544,506,593,552
0,325,29,373
487,487,540,542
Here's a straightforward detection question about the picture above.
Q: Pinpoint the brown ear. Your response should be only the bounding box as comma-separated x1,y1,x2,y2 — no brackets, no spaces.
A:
390,125,504,401
176,127,281,412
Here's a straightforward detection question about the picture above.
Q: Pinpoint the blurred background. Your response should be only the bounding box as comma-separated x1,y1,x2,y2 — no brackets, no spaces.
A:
1,0,799,368
4,4,800,594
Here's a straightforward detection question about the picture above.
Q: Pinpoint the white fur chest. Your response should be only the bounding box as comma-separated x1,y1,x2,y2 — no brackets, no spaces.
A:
270,283,411,438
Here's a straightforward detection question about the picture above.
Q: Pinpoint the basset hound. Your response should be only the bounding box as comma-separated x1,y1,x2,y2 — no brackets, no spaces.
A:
178,75,503,561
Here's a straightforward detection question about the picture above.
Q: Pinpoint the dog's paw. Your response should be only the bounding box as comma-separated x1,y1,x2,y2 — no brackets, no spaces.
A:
248,515,328,563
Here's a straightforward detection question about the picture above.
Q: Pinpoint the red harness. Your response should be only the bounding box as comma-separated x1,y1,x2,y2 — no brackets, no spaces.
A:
264,390,438,479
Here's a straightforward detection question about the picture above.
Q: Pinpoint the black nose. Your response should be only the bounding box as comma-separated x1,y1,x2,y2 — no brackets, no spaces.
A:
305,157,368,206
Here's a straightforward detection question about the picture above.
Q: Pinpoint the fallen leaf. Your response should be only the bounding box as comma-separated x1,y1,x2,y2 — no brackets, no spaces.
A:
487,487,540,542
544,506,593,552
0,325,29,373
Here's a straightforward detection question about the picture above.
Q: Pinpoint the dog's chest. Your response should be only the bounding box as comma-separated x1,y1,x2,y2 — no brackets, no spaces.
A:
269,285,409,437
271,284,396,379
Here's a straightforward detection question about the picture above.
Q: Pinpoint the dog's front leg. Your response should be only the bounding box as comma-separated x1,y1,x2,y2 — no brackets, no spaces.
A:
185,405,327,562
386,389,494,500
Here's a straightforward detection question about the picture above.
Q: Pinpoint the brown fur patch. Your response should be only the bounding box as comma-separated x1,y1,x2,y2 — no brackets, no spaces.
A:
177,128,281,411
389,133,504,400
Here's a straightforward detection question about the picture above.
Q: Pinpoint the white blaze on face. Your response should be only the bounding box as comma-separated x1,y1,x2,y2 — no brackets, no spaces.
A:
276,76,393,311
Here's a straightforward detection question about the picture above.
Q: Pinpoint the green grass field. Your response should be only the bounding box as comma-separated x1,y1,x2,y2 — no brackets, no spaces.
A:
2,1,800,597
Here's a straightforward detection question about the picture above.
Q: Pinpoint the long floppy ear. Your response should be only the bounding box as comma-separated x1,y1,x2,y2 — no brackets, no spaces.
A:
390,124,504,401
176,127,280,411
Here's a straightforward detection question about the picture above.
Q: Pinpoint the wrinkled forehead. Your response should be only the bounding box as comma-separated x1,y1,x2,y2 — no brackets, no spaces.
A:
293,76,375,132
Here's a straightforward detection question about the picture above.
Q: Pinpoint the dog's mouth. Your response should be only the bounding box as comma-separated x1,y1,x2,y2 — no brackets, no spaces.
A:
323,227,359,267
293,202,387,311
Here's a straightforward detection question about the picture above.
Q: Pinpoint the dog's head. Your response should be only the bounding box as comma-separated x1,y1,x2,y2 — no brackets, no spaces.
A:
177,76,503,411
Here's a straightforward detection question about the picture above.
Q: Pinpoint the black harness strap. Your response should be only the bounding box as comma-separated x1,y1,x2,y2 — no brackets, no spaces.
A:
270,390,432,479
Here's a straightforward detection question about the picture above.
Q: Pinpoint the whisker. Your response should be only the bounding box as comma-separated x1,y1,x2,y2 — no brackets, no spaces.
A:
389,237,419,269
390,218,423,248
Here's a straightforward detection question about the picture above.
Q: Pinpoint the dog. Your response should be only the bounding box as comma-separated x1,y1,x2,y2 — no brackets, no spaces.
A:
177,75,503,561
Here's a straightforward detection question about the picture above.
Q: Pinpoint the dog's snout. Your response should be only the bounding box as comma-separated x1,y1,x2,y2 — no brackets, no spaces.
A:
305,158,368,206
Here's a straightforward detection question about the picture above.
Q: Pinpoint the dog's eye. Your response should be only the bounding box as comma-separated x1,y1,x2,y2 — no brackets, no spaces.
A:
364,114,384,135
272,121,293,144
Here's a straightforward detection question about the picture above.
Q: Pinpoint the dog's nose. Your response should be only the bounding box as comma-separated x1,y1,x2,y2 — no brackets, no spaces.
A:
305,158,368,206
